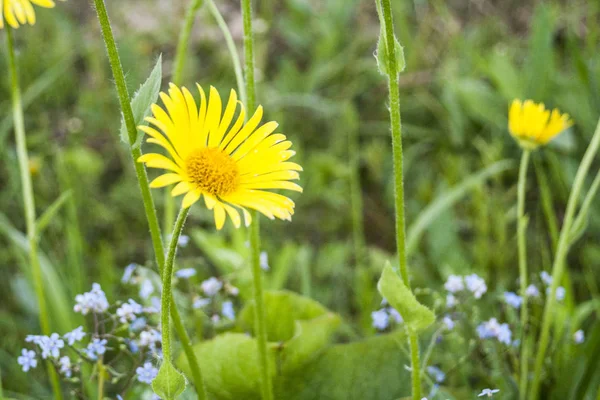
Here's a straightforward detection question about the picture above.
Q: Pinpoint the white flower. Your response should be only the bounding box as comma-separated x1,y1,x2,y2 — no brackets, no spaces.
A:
444,275,464,293
85,339,107,360
139,329,161,348
465,274,487,299
39,334,65,359
503,292,523,309
59,356,72,378
222,301,235,320
574,329,585,344
193,297,211,309
446,294,457,308
139,279,154,300
74,283,109,315
17,349,37,372
388,308,403,324
478,388,500,397
525,284,540,298
443,316,455,330
540,271,552,285
116,299,143,323
260,251,270,271
371,309,389,331
136,362,158,384
201,277,223,296
64,326,86,346
175,268,197,279
121,263,136,284
426,365,445,383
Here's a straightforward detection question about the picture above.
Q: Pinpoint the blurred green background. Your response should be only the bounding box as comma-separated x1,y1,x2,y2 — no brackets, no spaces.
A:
1,0,599,397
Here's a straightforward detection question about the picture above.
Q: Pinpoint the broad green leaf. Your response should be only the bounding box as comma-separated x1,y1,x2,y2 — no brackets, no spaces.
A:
152,360,186,400
238,290,331,341
377,263,435,333
277,332,410,400
178,333,275,400
120,55,162,148
374,0,405,77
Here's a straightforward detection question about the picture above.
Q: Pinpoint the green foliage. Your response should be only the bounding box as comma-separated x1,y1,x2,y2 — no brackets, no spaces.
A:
152,360,187,400
377,264,435,333
119,55,163,148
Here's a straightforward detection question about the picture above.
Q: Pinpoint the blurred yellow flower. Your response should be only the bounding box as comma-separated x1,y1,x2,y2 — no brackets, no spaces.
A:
139,84,303,230
1,0,59,29
508,99,573,150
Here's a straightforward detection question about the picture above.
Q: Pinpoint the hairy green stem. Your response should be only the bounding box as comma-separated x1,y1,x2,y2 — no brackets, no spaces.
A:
161,207,189,362
241,1,273,399
529,117,600,399
517,149,530,399
91,1,206,397
164,0,204,235
6,25,64,400
207,0,247,105
378,0,421,398
97,359,105,400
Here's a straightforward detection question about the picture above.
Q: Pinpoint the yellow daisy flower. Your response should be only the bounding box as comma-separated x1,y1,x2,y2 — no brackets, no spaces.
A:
508,99,573,150
1,0,58,29
139,84,303,230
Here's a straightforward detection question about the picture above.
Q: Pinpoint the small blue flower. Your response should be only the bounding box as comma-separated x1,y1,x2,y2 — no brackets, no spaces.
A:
64,326,86,346
556,286,566,301
136,362,158,384
85,338,107,360
39,334,65,359
444,275,464,293
503,292,523,309
478,388,500,397
130,317,147,331
193,297,211,309
74,283,109,315
446,294,457,308
201,277,223,296
17,349,37,372
175,268,197,279
525,284,540,298
260,251,270,271
371,309,389,331
574,330,585,344
222,301,235,320
443,315,455,330
388,308,403,324
540,271,552,285
465,274,487,299
116,299,143,323
121,263,137,284
139,279,154,300
426,365,445,383
497,323,512,345
59,356,72,378
178,234,190,247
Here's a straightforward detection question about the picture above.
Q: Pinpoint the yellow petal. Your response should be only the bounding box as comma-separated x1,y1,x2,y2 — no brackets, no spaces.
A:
224,105,263,154
182,190,201,209
223,203,241,228
205,86,223,148
213,203,226,230
171,181,190,196
149,173,183,188
214,89,238,147
232,121,279,161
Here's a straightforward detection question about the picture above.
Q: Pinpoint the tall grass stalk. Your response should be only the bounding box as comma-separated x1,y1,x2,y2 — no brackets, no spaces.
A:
5,25,64,400
91,1,206,398
378,0,422,398
517,149,530,399
164,0,204,234
530,117,600,399
241,0,274,399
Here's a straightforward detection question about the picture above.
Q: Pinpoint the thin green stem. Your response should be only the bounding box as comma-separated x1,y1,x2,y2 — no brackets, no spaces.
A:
97,359,105,400
207,0,247,105
378,0,421,398
91,2,206,398
164,0,204,235
6,25,63,400
517,149,530,399
241,1,273,399
161,207,190,362
530,117,600,399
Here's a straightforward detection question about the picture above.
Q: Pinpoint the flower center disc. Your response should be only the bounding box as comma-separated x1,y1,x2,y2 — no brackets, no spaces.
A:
186,148,239,196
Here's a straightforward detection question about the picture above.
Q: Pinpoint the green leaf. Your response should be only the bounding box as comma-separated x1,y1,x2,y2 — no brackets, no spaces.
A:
238,290,332,342
36,190,72,235
178,333,274,400
377,263,435,333
152,360,186,400
375,27,405,77
277,332,410,400
120,55,163,148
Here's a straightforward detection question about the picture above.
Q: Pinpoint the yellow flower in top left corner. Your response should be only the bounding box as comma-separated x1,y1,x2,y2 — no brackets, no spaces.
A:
1,0,59,29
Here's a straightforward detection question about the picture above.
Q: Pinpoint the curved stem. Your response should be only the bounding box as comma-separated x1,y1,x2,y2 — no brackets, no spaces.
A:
161,207,189,362
5,25,64,400
529,117,600,399
378,0,421,398
207,0,247,105
517,149,530,399
91,2,206,398
241,1,273,399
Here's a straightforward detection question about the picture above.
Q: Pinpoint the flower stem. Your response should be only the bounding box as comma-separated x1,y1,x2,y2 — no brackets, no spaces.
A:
164,0,204,235
529,117,600,399
91,2,206,398
161,207,189,362
378,0,421,398
517,149,530,399
97,359,105,400
5,25,64,400
241,1,273,399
